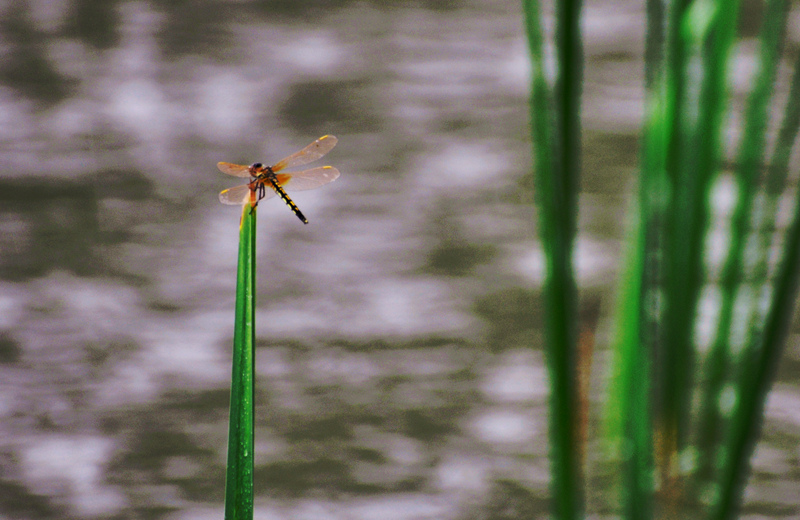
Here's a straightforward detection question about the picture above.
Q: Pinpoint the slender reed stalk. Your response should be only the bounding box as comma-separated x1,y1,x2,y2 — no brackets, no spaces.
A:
712,157,800,520
522,0,799,518
764,50,800,198
655,0,716,487
607,195,654,519
711,7,799,518
694,0,787,495
224,201,257,520
605,1,670,515
522,0,584,517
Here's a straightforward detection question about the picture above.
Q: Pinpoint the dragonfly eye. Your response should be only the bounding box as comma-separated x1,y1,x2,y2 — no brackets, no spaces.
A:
251,162,263,169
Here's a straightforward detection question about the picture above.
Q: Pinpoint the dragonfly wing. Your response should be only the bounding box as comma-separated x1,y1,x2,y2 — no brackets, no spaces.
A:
219,185,252,205
219,184,279,205
271,135,338,172
217,162,252,178
276,166,340,191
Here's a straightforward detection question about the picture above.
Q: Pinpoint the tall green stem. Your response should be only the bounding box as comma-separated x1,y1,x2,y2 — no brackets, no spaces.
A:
224,202,257,520
522,0,584,518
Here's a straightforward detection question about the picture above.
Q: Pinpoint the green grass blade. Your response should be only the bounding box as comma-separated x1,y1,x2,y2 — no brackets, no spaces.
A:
555,0,583,219
695,0,786,492
604,3,669,515
741,9,799,388
522,1,584,518
224,202,257,520
765,48,800,197
633,5,697,501
607,194,654,519
654,0,738,488
603,3,668,515
521,0,555,188
523,0,583,520
754,44,800,289
731,0,788,190
711,7,797,517
711,158,800,520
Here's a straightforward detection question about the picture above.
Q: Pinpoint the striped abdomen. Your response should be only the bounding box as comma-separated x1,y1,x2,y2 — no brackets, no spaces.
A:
264,174,308,224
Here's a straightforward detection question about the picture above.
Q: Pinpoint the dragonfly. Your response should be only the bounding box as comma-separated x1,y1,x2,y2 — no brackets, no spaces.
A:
218,135,340,224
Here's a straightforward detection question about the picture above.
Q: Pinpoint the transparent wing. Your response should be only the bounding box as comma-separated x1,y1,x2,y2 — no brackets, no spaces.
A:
217,162,252,178
219,185,251,205
219,184,278,205
271,135,338,172
276,166,341,191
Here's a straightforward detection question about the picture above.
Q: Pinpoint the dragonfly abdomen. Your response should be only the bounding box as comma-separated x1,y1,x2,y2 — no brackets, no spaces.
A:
264,174,308,224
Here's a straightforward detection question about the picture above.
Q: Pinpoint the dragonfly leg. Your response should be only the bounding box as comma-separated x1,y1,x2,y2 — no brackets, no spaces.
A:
247,180,267,214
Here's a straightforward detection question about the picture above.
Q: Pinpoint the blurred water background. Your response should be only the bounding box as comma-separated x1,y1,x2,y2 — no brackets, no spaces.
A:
1,0,800,519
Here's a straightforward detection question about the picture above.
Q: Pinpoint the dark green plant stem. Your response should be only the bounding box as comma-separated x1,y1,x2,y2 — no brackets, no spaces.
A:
613,197,653,520
224,202,257,520
712,8,797,518
651,0,686,475
555,0,583,218
522,0,583,518
765,48,800,198
658,0,722,474
552,0,583,516
611,1,667,517
695,0,786,491
754,31,800,276
741,23,800,373
711,150,800,520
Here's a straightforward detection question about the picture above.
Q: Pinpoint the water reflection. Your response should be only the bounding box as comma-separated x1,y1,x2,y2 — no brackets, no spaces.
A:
1,0,798,519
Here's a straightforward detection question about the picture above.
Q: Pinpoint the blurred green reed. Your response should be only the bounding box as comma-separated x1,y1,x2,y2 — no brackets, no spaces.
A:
225,202,257,520
522,0,800,519
522,0,584,518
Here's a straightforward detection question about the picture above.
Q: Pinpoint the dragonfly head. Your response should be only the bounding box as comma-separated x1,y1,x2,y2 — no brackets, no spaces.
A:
248,162,264,177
